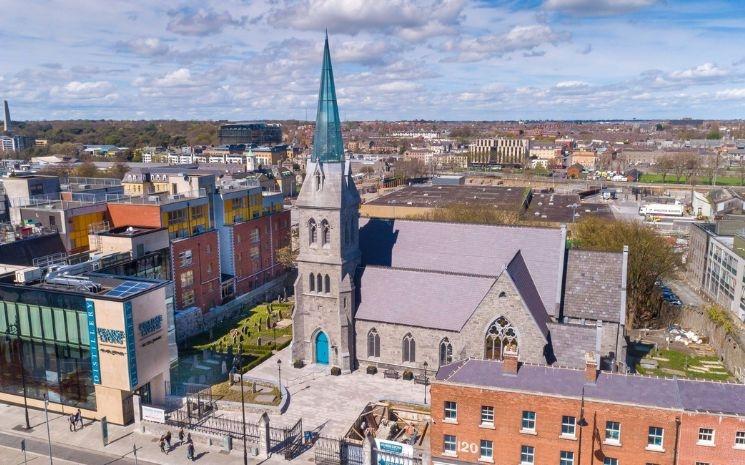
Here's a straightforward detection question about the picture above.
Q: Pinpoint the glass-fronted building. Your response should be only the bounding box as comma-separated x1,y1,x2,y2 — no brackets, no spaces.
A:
0,285,96,409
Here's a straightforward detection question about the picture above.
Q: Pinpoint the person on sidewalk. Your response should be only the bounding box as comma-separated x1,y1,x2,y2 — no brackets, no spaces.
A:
164,430,172,450
69,414,76,432
187,442,195,461
75,409,83,430
159,437,166,454
186,432,192,444
178,428,185,445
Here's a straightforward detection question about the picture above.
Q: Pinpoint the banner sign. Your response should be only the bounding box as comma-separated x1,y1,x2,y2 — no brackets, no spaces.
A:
86,300,101,384
124,302,138,389
141,405,166,423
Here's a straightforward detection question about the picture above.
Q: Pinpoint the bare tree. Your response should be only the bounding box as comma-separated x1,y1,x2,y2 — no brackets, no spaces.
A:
655,155,676,183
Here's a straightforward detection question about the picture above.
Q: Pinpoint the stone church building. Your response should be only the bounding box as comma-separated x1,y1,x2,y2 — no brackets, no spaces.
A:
291,35,628,375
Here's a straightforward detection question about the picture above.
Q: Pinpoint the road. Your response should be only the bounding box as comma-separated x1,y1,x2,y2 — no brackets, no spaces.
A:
0,430,156,465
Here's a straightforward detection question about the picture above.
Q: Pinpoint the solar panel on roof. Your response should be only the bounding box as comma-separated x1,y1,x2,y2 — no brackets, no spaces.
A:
106,281,154,298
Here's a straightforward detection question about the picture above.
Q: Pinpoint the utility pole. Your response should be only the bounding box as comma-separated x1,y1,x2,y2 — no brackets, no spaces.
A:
43,396,53,465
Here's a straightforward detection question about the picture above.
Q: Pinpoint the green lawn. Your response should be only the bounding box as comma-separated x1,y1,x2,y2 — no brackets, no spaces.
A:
639,173,745,186
636,349,732,381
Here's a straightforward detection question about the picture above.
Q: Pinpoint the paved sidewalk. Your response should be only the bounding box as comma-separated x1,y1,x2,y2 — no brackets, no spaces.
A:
0,402,243,465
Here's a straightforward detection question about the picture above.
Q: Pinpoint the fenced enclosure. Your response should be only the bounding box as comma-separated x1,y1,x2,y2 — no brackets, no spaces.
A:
314,436,365,465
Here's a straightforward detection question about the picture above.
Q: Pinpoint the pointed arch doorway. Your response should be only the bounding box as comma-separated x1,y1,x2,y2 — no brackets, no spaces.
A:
315,331,329,365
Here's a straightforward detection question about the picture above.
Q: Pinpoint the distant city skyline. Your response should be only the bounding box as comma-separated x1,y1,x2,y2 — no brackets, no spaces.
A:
1,0,745,121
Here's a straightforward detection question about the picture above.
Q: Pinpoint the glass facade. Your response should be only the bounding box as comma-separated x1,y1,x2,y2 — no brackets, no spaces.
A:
0,288,96,410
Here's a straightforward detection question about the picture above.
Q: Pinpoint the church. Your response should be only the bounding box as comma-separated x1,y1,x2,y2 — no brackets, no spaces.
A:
291,35,628,375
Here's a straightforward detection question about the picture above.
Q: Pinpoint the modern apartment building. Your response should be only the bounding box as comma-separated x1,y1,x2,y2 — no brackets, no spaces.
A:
432,353,745,465
218,121,283,146
688,221,745,322
469,138,529,167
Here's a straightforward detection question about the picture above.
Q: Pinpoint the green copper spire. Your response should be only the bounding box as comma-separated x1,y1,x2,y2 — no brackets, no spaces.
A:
311,33,344,163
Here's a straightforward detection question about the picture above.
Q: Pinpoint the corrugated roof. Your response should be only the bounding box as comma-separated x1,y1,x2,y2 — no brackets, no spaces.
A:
437,359,745,416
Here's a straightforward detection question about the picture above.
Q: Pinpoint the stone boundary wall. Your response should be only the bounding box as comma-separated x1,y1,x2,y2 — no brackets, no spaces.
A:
659,305,745,382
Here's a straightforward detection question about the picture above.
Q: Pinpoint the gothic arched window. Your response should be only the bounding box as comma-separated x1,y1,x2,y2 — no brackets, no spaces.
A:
402,333,416,363
484,316,518,360
324,274,331,293
367,328,380,358
308,219,317,245
309,273,315,292
316,274,323,293
439,338,453,365
321,220,330,246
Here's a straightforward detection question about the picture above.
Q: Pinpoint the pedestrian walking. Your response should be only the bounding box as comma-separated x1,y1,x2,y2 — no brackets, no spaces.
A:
164,430,172,450
186,432,192,444
159,438,166,454
187,442,195,461
179,427,185,445
69,414,76,432
75,409,83,429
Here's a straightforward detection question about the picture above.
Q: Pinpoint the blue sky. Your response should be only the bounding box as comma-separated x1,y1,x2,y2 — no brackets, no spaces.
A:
1,0,744,121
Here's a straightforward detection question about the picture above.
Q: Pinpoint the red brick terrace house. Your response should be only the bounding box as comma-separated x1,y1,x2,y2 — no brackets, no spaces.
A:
431,351,745,465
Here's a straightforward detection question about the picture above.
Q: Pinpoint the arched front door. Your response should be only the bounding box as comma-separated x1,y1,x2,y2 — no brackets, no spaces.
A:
315,331,329,365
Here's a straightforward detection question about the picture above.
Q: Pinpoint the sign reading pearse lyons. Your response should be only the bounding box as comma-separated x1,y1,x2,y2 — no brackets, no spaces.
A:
97,328,125,345
138,315,163,338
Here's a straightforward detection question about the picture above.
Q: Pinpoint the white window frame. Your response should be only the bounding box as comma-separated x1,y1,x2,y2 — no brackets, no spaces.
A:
479,439,493,462
444,401,457,423
561,415,576,437
443,434,457,456
605,421,621,444
735,430,745,449
520,445,534,465
697,427,715,446
480,406,494,426
647,426,664,451
521,410,536,432
560,450,574,465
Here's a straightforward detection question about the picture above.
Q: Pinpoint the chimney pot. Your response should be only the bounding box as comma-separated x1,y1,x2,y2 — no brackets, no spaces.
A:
585,351,598,383
502,344,519,375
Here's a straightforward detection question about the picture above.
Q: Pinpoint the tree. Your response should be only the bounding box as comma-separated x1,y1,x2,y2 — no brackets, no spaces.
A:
276,228,299,269
74,161,99,178
360,165,375,176
655,155,676,183
571,217,681,328
108,162,129,180
706,130,721,140
682,153,701,186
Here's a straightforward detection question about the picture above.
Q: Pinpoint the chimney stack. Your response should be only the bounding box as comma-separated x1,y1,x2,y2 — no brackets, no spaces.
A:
3,100,10,133
584,352,598,383
502,344,519,375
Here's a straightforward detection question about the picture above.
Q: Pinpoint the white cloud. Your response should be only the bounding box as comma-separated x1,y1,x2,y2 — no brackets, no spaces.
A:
444,25,570,62
268,0,465,42
669,63,728,80
153,69,196,87
166,8,246,36
556,80,589,88
544,0,660,15
49,80,118,102
716,88,745,99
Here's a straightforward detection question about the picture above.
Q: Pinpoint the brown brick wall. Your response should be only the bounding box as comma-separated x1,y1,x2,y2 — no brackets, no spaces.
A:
171,230,221,312
431,382,678,465
678,412,745,465
234,211,290,295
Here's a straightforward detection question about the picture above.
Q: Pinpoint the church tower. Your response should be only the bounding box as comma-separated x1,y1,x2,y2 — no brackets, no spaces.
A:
292,34,361,372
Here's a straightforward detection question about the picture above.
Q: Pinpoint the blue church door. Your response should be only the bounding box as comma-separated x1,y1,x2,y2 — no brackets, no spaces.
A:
315,332,329,365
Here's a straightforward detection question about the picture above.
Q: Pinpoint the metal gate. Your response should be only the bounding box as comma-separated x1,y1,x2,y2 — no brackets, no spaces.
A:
314,436,364,465
165,409,260,446
269,418,303,459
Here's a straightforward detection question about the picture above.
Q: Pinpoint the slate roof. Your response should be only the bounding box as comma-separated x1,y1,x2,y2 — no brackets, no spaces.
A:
436,359,745,416
355,266,495,331
547,321,597,369
358,218,564,315
506,251,549,337
562,249,624,322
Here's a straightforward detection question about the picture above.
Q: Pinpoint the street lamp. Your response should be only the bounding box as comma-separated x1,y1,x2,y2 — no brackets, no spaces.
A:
276,359,282,390
423,362,428,405
238,352,248,465
6,323,31,430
